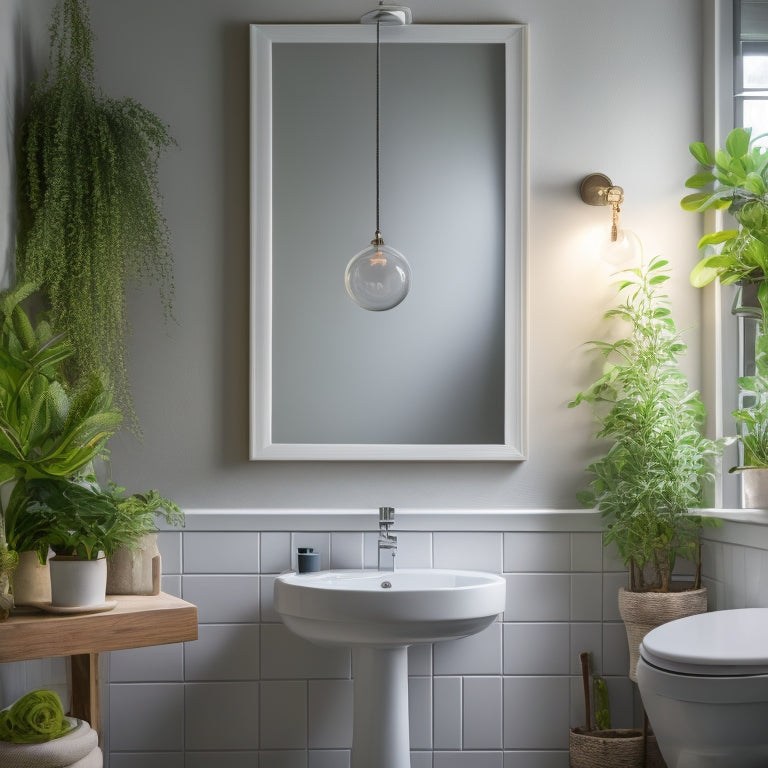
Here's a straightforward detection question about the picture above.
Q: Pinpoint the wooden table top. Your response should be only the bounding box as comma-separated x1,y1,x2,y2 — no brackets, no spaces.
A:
0,593,198,662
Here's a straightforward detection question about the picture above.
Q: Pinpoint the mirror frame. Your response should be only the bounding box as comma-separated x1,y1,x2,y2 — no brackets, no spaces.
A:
250,24,528,460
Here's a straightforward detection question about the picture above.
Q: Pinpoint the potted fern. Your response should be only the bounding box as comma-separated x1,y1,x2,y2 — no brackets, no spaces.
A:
15,0,176,429
570,256,721,681
103,482,184,595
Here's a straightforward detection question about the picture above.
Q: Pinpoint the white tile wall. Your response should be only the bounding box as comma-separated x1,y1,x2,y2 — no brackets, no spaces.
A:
109,683,185,751
185,681,260,750
433,676,462,749
91,515,654,765
308,680,353,749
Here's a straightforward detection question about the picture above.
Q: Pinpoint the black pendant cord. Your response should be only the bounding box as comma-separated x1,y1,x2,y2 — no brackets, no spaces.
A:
375,19,381,238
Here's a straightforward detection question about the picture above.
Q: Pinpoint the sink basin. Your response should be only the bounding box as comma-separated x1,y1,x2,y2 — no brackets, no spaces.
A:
274,568,506,647
275,568,505,768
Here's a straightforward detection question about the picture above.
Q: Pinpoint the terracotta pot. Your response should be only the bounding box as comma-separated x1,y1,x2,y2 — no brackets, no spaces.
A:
740,467,768,509
11,550,52,606
49,556,107,608
107,533,161,595
618,585,708,682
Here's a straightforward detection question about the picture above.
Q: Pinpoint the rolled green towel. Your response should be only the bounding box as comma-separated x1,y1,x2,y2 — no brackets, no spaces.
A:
0,690,74,744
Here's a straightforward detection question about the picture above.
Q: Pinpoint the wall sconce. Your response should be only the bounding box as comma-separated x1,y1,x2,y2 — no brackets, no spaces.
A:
580,173,642,265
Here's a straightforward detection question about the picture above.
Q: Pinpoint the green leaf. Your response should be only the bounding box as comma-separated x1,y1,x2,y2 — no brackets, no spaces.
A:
726,127,752,158
690,260,722,287
684,171,716,189
681,192,713,211
744,172,767,196
697,229,739,248
689,141,714,167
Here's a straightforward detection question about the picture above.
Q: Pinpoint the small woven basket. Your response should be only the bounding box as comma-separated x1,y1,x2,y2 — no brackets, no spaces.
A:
569,727,645,768
618,585,707,682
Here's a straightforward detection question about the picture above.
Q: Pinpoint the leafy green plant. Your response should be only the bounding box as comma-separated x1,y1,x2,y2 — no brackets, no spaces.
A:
102,480,184,543
570,256,721,592
0,283,122,561
13,478,132,561
0,283,122,486
681,127,768,325
15,0,176,427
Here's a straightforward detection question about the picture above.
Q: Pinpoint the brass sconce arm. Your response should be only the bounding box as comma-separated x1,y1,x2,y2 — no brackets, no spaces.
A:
580,173,625,242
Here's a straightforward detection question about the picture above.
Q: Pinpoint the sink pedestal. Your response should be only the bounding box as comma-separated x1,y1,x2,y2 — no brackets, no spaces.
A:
351,646,410,768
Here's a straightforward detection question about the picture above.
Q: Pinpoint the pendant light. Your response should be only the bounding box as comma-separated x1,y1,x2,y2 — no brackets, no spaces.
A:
345,4,412,311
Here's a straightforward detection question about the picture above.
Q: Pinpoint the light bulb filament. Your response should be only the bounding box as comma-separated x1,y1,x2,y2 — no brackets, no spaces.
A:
369,251,387,266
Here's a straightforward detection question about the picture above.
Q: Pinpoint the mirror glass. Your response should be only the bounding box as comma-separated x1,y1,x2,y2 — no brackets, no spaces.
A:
250,24,527,460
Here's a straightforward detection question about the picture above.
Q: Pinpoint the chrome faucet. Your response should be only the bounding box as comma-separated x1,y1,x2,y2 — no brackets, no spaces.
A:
377,506,397,571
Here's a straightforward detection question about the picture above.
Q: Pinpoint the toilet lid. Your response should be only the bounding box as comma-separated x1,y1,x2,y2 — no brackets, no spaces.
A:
640,608,768,676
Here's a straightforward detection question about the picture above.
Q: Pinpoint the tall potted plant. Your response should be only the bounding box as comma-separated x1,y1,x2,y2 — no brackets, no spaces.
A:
0,283,123,605
15,0,176,428
570,256,721,681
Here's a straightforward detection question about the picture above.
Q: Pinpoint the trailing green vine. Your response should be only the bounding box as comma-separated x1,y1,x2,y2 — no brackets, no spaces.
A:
15,0,176,429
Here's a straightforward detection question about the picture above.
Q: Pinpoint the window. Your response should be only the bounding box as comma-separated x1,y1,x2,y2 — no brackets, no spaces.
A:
736,1,768,140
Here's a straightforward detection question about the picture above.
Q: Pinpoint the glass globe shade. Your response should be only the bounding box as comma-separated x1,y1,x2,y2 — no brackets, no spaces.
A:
600,228,643,267
345,242,411,311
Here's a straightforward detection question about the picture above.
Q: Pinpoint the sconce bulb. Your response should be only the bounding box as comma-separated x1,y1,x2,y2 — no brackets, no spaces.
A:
600,227,643,267
345,238,411,311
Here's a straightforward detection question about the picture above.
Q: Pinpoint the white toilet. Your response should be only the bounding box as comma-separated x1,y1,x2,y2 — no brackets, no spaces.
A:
637,607,768,768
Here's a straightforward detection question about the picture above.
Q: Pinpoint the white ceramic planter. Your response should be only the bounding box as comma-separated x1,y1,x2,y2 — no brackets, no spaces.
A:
741,467,768,508
49,556,107,608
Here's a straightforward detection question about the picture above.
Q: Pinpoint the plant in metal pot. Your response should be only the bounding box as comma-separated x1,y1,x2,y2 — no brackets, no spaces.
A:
569,256,721,680
681,126,768,326
15,0,176,428
730,329,768,507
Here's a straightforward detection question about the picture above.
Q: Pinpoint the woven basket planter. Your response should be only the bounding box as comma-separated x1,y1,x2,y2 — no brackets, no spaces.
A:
569,727,645,768
618,585,708,682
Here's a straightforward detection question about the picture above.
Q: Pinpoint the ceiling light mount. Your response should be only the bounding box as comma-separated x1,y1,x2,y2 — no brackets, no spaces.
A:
360,3,412,25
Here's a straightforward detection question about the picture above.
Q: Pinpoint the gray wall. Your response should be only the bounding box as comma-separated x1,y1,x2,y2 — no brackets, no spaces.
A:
8,0,705,509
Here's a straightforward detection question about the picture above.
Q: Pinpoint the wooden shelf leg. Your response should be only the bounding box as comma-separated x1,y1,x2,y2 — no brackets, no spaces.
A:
70,652,100,736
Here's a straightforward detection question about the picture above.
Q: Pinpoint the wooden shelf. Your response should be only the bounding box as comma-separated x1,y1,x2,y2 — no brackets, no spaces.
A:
0,593,197,736
0,592,198,662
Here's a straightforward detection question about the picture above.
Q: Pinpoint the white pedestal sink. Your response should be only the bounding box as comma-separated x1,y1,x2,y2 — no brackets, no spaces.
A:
274,569,506,768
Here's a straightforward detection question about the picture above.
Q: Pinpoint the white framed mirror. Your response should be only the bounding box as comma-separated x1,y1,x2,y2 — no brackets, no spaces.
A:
250,24,527,460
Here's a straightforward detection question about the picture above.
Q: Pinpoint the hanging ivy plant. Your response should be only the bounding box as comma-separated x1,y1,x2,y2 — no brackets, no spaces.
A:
16,0,176,429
